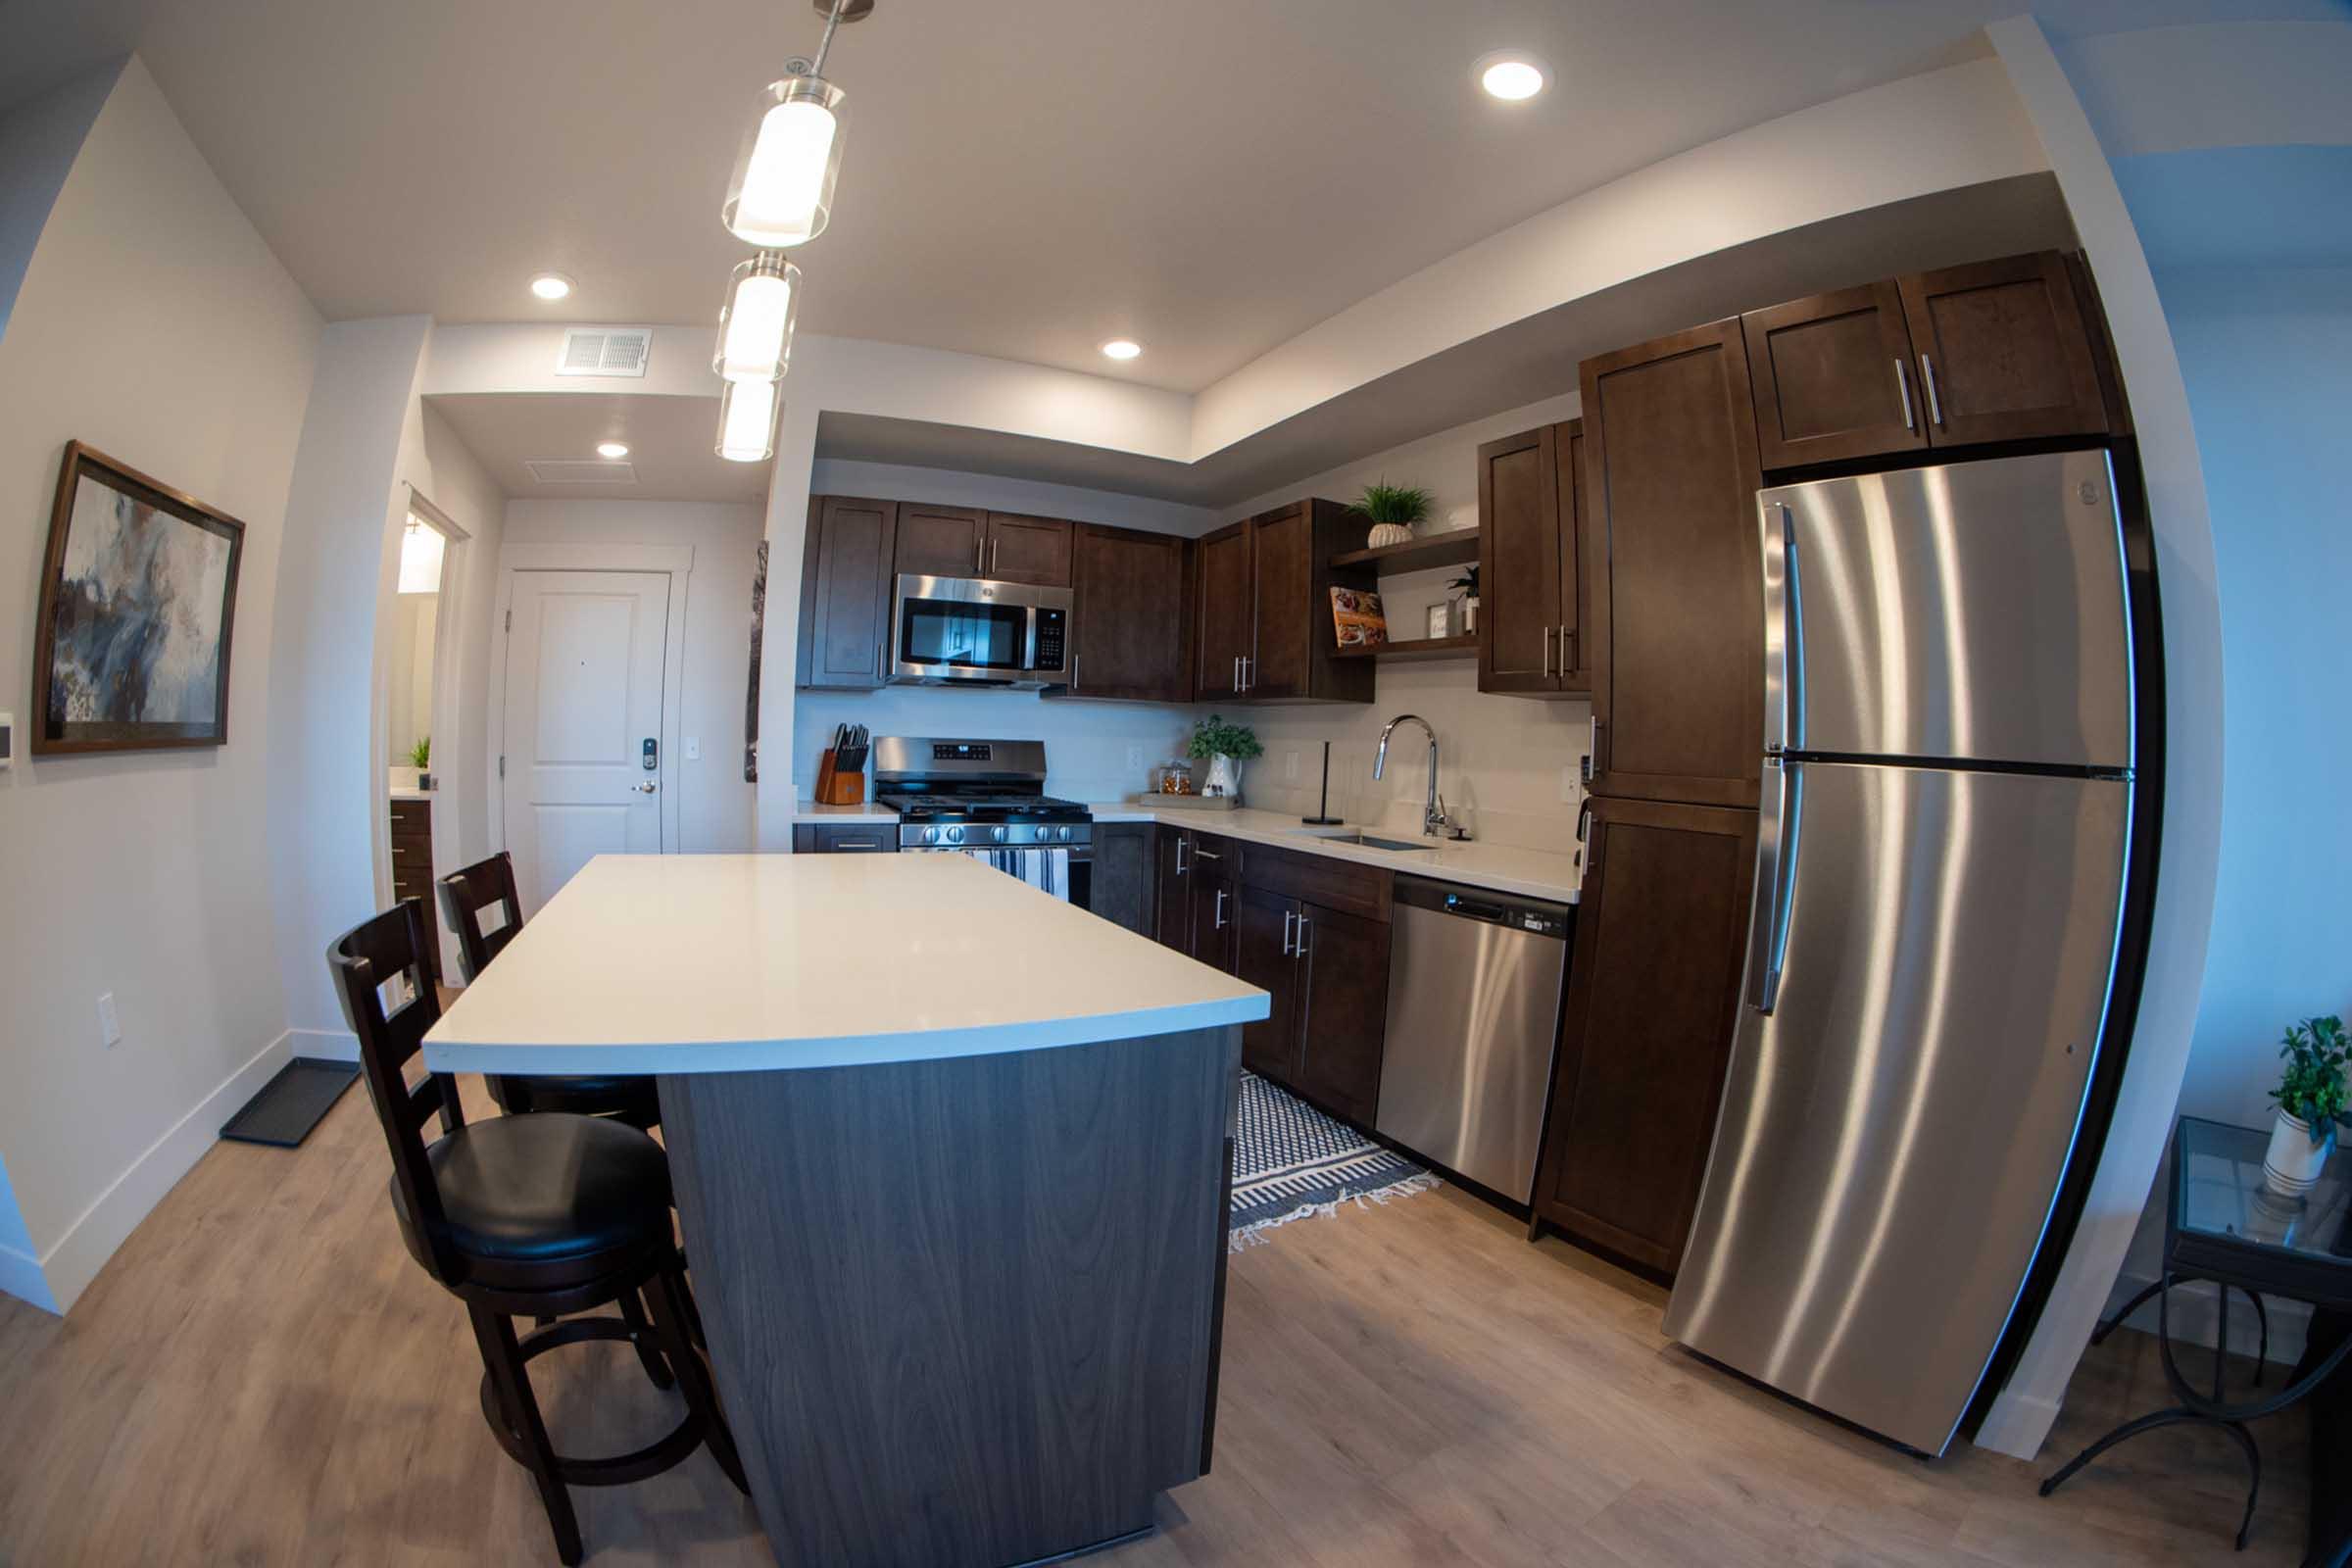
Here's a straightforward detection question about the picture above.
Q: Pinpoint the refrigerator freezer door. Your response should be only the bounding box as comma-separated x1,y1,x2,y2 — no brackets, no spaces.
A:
1662,760,2130,1454
1760,451,2133,769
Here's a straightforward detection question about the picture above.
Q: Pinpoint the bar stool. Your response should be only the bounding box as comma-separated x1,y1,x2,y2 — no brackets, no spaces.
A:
328,900,746,1564
438,852,662,1130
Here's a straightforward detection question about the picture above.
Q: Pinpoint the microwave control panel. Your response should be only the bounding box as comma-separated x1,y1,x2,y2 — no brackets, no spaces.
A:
1034,608,1067,669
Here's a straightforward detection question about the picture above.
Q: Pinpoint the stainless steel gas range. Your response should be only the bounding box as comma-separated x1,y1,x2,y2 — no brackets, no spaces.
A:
871,736,1094,903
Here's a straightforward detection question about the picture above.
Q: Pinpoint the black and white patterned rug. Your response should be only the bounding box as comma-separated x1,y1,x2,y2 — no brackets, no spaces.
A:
1228,1071,1439,1250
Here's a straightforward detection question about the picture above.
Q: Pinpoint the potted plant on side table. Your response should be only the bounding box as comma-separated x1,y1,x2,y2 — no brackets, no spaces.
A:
1188,715,1262,802
2265,1013,2347,1197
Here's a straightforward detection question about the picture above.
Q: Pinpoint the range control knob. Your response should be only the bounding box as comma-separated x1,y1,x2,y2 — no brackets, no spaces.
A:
1054,825,1071,841
946,825,964,845
992,825,1008,844
921,826,940,845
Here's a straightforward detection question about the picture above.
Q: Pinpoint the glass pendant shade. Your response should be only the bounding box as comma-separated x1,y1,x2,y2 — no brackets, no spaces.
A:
722,77,847,247
397,517,445,594
712,254,801,383
716,378,780,463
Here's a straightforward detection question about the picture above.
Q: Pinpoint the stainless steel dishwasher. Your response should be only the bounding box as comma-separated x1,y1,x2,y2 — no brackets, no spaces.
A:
1376,876,1574,1203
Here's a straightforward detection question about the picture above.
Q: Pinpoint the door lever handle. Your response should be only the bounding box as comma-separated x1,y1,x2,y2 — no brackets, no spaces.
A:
633,781,659,794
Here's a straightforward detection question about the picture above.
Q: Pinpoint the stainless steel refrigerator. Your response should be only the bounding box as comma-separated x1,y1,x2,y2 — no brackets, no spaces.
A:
1661,450,2138,1456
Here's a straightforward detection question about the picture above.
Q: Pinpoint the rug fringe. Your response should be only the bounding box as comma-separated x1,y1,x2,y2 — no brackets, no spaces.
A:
1228,1173,1444,1252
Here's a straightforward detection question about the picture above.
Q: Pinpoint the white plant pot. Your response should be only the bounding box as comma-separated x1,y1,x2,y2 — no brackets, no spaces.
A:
2264,1109,2333,1198
1204,754,1245,800
1365,522,1414,549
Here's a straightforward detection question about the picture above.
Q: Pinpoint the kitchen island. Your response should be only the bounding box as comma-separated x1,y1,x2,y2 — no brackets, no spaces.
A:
424,854,1268,1568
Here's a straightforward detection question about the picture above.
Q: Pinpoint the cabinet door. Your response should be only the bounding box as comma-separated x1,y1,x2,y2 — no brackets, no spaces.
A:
1188,863,1238,975
1477,425,1563,695
801,496,898,690
1247,506,1311,699
1582,318,1765,808
894,503,988,578
1741,280,1928,468
1233,885,1300,1085
1532,797,1755,1275
1898,251,2109,447
1069,525,1191,702
983,513,1074,587
1194,523,1251,699
1088,822,1154,937
1555,418,1592,691
1294,903,1389,1124
1153,829,1192,954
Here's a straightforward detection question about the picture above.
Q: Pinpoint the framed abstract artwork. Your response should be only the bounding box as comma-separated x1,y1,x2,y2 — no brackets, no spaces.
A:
29,442,247,755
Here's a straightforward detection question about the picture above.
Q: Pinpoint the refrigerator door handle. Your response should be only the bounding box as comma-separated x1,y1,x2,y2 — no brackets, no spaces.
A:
1746,759,1804,1014
1761,500,1806,755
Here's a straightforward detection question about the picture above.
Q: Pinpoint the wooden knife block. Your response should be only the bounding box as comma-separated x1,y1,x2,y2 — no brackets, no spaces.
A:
814,749,866,806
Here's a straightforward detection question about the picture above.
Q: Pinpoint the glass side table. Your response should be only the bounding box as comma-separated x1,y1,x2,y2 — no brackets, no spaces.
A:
2040,1115,2352,1551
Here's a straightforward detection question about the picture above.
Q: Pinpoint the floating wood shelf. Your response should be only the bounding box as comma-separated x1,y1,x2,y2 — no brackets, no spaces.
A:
1330,528,1482,574
1331,633,1480,662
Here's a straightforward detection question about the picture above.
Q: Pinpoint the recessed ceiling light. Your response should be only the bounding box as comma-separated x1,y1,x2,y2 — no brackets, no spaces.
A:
1101,339,1142,361
1475,53,1549,102
596,441,630,460
529,272,575,301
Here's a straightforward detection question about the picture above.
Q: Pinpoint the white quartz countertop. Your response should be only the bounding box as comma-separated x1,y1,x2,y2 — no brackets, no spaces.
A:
790,801,899,823
389,786,436,802
1088,803,1585,905
423,854,1268,1076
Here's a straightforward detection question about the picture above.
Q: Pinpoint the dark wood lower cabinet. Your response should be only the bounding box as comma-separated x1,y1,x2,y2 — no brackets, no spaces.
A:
1087,823,1154,937
1293,903,1388,1124
1532,796,1757,1276
1154,829,1192,954
1189,860,1237,974
389,798,440,980
1234,884,1300,1084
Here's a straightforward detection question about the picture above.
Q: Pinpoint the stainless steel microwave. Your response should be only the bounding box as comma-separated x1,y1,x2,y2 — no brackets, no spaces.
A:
889,574,1072,688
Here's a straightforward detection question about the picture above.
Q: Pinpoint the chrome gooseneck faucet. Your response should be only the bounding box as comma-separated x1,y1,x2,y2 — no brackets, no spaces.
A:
1373,712,1450,836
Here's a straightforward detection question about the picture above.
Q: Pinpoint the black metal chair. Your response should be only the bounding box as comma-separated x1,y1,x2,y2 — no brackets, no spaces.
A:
438,852,662,1130
328,899,745,1564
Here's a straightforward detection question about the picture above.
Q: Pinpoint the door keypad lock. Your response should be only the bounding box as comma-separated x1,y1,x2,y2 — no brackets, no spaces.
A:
642,737,659,770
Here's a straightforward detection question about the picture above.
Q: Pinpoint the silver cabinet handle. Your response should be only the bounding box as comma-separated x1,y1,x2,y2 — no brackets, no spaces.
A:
1542,624,1554,678
1213,887,1228,930
990,537,1000,576
1174,835,1188,876
391,847,407,857
1231,655,1241,691
1281,907,1296,956
1242,655,1253,692
1296,912,1311,956
1893,358,1916,431
833,838,880,850
1559,624,1573,673
1920,353,1945,428
1193,848,1222,861
975,533,986,574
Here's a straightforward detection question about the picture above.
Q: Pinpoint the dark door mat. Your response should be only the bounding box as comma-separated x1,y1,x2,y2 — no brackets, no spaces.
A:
220,1057,362,1148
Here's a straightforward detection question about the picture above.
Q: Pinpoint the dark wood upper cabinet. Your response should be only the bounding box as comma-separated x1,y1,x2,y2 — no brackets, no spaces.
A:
1194,522,1251,700
1067,524,1191,702
1897,251,2110,448
1293,902,1388,1124
1581,318,1766,808
798,495,898,690
1557,419,1592,690
1477,424,1561,694
1246,505,1313,700
894,503,988,578
981,512,1073,587
1741,279,1929,468
1532,796,1756,1276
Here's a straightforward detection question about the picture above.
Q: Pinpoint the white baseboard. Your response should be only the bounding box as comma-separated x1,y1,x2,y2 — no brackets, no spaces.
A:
0,1241,57,1314
288,1026,359,1064
29,1030,300,1315
1973,1388,2062,1460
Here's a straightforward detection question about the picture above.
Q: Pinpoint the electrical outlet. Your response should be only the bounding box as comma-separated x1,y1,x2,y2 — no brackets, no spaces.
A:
684,736,702,761
1126,745,1146,772
1580,751,1593,785
1560,764,1579,803
97,991,121,1048
1285,750,1299,782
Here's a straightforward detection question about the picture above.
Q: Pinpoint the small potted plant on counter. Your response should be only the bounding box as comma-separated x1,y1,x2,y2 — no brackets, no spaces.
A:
2264,1013,2347,1197
1188,715,1262,801
1350,479,1433,550
410,734,432,792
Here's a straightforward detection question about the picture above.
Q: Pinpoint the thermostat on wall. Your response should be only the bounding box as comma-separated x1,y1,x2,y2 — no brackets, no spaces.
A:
0,710,13,767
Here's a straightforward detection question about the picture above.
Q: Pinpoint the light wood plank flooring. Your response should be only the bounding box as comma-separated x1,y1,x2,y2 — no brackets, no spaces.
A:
0,1079,2306,1565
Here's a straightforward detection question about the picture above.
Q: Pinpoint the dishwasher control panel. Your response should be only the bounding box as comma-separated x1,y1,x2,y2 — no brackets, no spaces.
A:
1440,890,1571,940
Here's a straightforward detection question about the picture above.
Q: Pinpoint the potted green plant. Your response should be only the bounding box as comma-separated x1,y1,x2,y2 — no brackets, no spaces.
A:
1350,479,1433,550
410,734,432,792
2265,1014,2348,1197
1447,564,1480,634
1187,715,1263,801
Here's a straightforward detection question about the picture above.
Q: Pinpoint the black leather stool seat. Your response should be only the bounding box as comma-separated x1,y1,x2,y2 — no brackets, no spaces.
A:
391,1112,672,1290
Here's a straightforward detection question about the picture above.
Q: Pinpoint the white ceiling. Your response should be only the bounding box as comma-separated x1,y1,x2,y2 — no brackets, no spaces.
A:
428,392,767,505
3,0,2328,396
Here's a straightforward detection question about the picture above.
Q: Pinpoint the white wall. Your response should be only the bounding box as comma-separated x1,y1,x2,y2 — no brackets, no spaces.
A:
0,60,114,339
1215,392,1591,853
0,57,322,1311
383,593,435,763
500,500,766,854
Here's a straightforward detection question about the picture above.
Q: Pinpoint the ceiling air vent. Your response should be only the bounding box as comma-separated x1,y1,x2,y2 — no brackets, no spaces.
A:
555,326,653,377
524,459,638,485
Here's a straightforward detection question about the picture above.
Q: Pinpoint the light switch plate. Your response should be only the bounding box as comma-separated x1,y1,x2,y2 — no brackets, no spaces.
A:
1285,750,1299,782
684,736,701,761
1125,745,1146,772
97,992,121,1048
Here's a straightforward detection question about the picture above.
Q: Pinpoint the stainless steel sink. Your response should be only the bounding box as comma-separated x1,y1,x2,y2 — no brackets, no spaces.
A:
1295,828,1435,854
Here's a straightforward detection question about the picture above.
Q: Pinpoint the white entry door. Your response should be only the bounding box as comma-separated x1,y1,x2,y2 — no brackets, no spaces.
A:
502,570,671,914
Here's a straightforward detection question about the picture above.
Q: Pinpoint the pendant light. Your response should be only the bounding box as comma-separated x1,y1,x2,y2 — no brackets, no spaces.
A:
716,377,781,464
712,253,801,383
721,0,867,248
